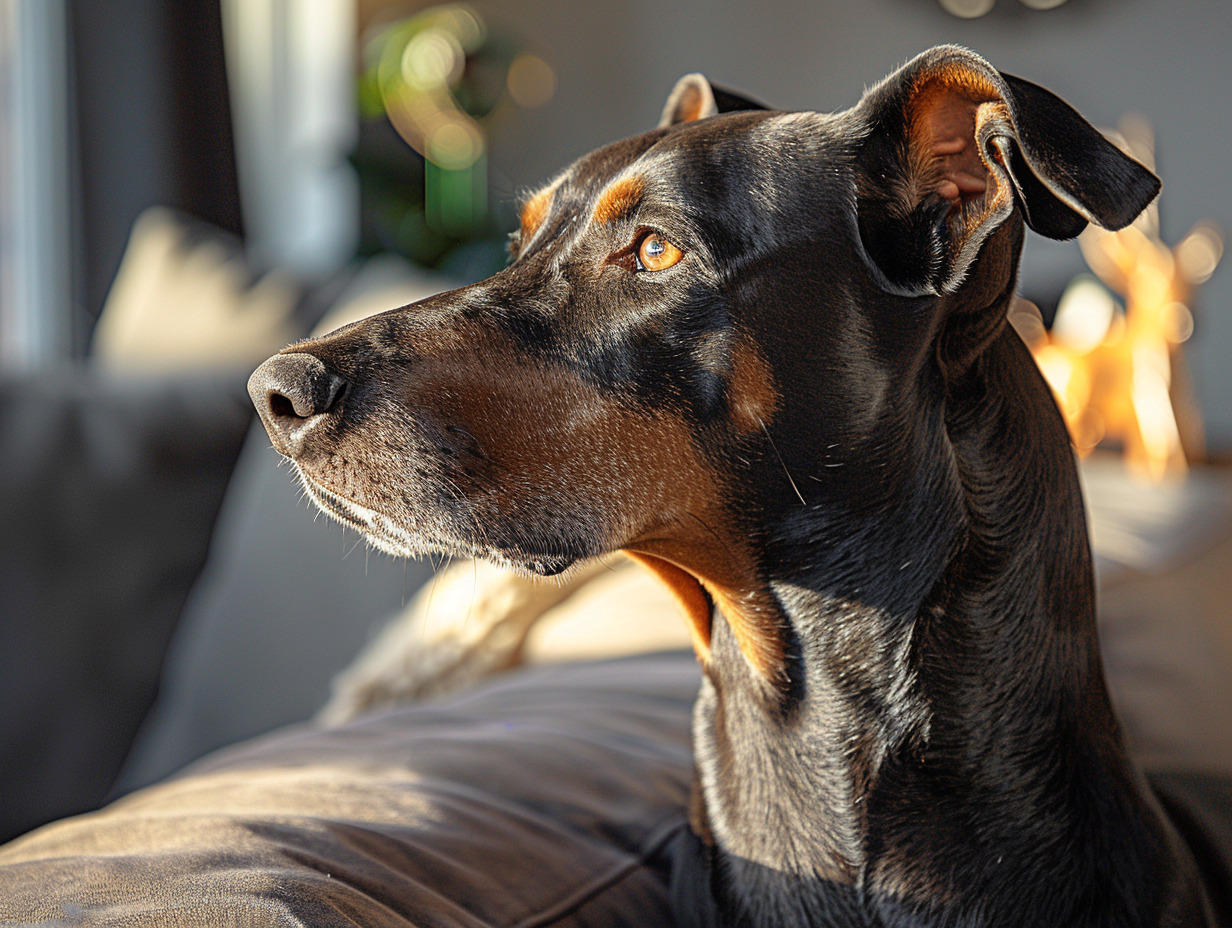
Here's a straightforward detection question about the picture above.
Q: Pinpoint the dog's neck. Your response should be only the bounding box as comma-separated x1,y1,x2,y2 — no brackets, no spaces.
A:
688,282,1180,926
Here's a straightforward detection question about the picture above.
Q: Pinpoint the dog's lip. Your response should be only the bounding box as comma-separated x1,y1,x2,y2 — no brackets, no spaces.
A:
297,474,369,530
292,467,578,575
294,468,418,556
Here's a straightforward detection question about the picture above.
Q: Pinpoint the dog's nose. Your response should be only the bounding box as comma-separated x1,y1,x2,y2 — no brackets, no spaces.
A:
248,352,347,457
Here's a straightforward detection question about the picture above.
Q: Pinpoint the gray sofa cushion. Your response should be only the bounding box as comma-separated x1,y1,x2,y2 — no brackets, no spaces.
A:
0,367,252,842
0,653,697,927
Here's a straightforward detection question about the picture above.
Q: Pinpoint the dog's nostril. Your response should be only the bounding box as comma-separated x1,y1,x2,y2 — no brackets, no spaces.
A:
266,376,344,421
268,391,298,421
248,353,350,454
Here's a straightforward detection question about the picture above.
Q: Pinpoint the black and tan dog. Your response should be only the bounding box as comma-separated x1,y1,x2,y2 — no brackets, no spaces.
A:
249,46,1223,927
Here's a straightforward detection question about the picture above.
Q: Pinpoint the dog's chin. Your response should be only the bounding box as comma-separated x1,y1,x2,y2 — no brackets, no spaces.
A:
295,467,580,576
436,545,579,578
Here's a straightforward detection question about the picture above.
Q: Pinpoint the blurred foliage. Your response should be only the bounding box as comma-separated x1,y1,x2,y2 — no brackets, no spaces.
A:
352,4,553,279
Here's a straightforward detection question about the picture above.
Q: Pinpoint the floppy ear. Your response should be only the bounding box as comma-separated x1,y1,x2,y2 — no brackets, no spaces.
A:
659,74,769,128
855,45,1160,294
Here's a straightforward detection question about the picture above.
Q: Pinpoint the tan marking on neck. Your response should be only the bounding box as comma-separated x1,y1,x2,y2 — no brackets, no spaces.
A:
626,538,787,684
705,581,787,683
624,552,713,660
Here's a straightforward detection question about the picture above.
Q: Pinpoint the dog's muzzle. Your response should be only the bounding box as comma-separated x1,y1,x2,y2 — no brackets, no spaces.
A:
248,352,348,458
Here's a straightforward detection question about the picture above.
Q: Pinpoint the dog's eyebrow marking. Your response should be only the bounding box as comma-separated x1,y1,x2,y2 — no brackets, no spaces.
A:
520,183,559,241
592,175,645,226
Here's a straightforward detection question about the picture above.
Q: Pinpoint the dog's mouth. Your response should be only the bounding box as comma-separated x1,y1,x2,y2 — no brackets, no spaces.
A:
293,465,576,576
294,466,421,559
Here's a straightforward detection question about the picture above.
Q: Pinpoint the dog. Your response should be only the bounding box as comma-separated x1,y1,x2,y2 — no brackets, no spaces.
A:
248,45,1226,927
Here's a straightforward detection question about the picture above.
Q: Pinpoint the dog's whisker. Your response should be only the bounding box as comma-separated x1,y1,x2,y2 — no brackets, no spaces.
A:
459,557,478,635
760,417,806,506
420,559,446,643
341,532,365,561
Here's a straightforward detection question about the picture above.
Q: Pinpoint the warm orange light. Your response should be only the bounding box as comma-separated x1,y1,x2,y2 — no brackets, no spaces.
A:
1025,118,1221,483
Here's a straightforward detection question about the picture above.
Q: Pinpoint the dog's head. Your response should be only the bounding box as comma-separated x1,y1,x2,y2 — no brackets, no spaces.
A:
250,46,1157,678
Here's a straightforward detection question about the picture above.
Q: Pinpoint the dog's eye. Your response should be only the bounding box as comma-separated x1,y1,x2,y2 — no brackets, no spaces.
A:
636,233,683,272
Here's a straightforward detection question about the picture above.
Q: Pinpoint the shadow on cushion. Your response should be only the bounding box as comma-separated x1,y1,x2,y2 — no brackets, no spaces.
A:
0,652,699,928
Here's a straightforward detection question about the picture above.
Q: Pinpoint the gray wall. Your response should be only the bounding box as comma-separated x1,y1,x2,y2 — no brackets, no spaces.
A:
483,0,1232,448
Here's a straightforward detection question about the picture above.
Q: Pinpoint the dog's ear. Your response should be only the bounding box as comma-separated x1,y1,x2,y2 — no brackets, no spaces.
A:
659,74,769,128
855,45,1160,294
